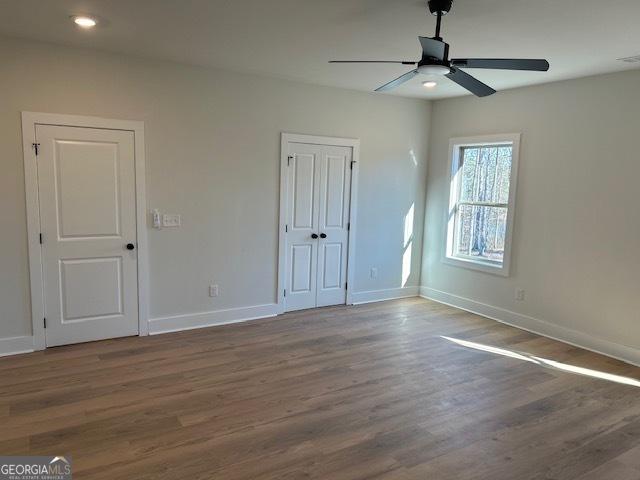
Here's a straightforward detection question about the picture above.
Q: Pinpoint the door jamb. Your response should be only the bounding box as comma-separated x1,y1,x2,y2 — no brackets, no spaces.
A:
21,112,149,350
277,132,360,314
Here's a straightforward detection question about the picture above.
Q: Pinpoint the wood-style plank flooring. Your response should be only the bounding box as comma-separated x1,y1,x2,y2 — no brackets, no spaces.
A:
1,298,639,479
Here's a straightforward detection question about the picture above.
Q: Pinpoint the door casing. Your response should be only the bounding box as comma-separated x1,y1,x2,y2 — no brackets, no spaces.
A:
22,112,149,350
277,133,360,314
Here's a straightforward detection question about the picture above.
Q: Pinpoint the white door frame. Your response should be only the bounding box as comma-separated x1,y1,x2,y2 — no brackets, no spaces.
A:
277,132,360,314
21,112,149,350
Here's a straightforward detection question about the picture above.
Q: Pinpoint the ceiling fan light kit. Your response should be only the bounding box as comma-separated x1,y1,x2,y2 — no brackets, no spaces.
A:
417,64,451,76
330,0,549,97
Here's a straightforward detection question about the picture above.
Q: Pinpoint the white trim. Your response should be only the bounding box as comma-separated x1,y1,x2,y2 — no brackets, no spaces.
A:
0,336,34,358
280,133,361,148
277,133,360,313
443,133,521,277
22,112,145,132
133,126,150,336
351,286,420,305
21,112,149,349
277,134,288,313
148,304,279,335
420,287,640,367
21,114,45,350
346,144,360,306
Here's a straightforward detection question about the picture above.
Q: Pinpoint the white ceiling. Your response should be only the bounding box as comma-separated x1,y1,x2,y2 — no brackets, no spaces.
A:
1,0,639,98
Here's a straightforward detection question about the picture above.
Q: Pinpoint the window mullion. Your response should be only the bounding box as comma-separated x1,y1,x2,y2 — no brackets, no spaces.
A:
458,201,508,208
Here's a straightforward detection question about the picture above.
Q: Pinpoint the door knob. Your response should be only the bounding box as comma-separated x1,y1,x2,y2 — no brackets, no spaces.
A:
311,233,319,239
126,243,136,250
320,233,327,239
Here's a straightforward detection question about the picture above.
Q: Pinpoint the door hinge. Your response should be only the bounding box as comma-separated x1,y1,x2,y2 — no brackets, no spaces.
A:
43,318,47,329
285,224,288,233
284,289,286,297
345,282,348,290
347,222,350,231
39,233,43,244
33,143,40,156
350,160,356,170
287,155,294,166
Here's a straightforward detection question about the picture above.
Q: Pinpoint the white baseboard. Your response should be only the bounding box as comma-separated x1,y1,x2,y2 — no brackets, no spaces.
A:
420,286,640,367
148,303,279,335
350,286,420,305
0,336,34,358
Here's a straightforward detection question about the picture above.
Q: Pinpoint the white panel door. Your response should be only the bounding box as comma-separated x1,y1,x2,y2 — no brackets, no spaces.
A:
284,142,351,312
316,145,352,307
285,143,320,311
36,125,139,346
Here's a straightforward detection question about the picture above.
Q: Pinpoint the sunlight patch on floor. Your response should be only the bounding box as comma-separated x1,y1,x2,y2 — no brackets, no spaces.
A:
441,336,640,388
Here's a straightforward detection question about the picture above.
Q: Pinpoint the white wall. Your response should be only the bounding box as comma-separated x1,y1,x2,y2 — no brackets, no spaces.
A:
422,69,640,364
0,37,430,341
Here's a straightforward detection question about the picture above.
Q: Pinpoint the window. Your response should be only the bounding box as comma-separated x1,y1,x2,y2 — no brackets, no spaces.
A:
445,134,520,276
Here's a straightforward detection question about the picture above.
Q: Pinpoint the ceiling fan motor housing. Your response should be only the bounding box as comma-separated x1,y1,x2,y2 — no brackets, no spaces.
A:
428,0,453,15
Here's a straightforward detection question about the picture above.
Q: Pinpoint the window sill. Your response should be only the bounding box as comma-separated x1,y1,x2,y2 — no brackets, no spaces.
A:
442,255,510,277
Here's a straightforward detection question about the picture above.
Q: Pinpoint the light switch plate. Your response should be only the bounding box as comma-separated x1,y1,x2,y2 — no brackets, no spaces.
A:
163,214,181,227
152,209,162,229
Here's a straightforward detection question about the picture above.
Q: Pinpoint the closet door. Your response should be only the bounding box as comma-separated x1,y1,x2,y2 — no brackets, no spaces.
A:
284,143,321,311
284,142,352,312
316,145,352,308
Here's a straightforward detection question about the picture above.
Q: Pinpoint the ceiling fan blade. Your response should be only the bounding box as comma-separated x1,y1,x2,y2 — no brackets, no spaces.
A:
451,58,550,71
419,36,448,61
375,69,419,92
330,60,417,65
446,67,496,97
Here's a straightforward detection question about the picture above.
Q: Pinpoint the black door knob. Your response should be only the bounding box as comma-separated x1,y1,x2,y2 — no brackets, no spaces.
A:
311,233,319,239
126,243,135,250
320,233,327,239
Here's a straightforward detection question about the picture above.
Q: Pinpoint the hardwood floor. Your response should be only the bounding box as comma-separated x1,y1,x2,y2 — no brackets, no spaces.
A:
1,297,639,479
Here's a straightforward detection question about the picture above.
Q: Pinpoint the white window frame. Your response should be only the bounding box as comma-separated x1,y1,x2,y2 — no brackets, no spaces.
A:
443,133,521,276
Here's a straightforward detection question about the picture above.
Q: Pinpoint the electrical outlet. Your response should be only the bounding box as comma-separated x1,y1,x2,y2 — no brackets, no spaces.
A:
370,267,378,280
515,288,525,301
209,285,219,298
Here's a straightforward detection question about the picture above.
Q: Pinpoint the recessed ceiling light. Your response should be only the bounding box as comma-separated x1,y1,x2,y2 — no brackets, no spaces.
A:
422,81,438,89
72,16,97,28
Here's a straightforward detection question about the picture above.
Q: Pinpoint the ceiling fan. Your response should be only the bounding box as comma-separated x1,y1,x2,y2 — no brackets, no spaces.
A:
330,0,549,97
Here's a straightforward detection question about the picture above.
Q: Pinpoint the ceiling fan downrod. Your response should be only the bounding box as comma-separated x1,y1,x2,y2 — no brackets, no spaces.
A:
428,0,453,39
